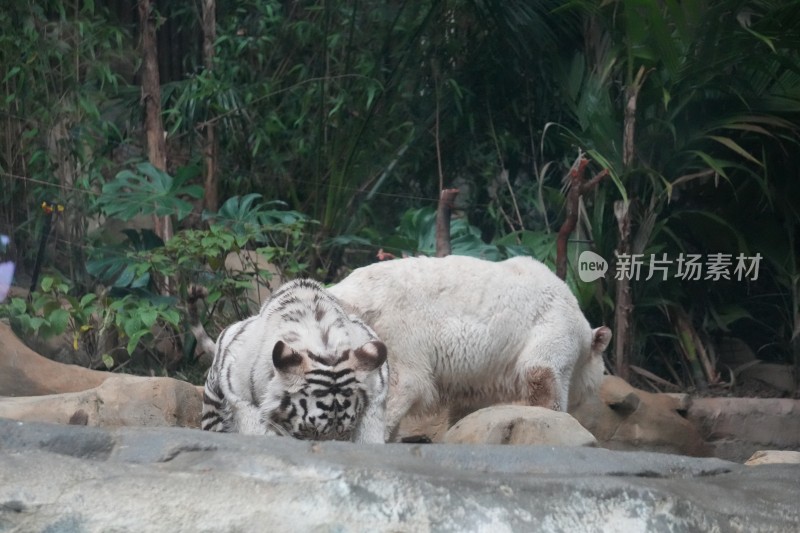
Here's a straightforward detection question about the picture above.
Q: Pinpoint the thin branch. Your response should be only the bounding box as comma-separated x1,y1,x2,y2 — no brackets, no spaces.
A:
555,156,607,280
432,59,444,192
435,188,459,257
487,99,524,231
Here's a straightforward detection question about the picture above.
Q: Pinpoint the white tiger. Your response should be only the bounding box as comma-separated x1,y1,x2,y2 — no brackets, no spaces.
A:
327,255,612,441
192,279,388,443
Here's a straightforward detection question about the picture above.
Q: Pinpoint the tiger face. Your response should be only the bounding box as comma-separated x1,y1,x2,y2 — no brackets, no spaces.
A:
268,339,387,440
199,278,389,443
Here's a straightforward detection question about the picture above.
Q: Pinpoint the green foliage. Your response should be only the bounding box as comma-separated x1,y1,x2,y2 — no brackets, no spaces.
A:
380,207,502,261
0,1,134,274
2,276,77,340
106,294,181,360
207,194,309,243
2,154,314,377
2,0,799,390
552,0,800,387
98,163,203,222
88,191,311,311
0,273,184,370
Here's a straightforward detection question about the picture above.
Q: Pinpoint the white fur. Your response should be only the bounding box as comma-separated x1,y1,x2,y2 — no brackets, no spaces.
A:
328,255,612,441
201,279,388,443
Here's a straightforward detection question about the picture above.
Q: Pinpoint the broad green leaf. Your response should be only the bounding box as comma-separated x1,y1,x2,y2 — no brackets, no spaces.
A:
140,308,158,328
9,298,26,314
40,276,54,292
115,265,137,288
207,290,222,304
79,294,97,307
162,308,180,326
30,316,46,331
48,309,70,335
123,316,142,338
126,330,148,356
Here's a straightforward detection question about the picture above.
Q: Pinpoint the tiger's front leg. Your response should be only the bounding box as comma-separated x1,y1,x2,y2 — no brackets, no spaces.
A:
352,368,388,443
229,399,272,435
353,399,386,443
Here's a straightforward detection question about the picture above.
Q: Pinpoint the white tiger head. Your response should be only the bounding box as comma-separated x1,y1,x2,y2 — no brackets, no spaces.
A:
267,339,387,440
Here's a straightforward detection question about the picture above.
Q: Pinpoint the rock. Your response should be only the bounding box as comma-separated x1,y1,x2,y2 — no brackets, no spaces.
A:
398,408,451,442
745,450,800,466
1,319,200,429
1,418,799,532
738,363,796,395
687,397,800,462
716,336,757,367
0,319,110,396
572,376,709,456
442,405,597,447
0,375,201,428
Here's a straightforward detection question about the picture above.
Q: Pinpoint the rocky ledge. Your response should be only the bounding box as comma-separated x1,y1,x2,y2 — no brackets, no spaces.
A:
1,418,798,533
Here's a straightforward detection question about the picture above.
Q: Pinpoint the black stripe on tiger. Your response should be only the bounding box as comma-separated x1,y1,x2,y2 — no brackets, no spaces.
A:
201,411,225,430
305,376,357,388
203,390,223,410
306,368,354,380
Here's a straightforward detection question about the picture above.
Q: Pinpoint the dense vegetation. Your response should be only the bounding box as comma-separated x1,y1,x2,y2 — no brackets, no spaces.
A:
1,0,799,393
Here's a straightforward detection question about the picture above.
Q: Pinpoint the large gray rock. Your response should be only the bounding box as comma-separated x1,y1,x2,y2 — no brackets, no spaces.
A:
1,418,798,532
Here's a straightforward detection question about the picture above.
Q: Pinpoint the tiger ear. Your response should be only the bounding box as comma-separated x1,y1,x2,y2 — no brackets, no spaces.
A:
353,340,387,372
591,326,612,354
272,340,303,374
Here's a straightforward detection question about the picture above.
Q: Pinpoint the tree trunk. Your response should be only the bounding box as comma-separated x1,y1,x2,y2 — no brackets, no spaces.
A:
613,66,647,381
613,199,632,380
138,0,172,244
201,0,218,212
435,189,458,257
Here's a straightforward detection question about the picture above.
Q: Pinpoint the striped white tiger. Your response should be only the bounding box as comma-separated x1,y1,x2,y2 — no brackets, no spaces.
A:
190,279,389,443
327,255,612,442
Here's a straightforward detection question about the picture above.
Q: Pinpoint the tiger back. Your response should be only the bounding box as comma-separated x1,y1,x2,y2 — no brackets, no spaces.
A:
198,279,388,443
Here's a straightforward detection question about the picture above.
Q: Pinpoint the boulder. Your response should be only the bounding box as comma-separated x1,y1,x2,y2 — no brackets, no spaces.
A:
1,418,799,532
1,319,200,429
738,363,796,395
687,397,800,462
745,450,800,466
0,375,202,428
398,408,450,442
400,379,709,455
572,376,709,456
0,319,110,396
442,405,597,447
